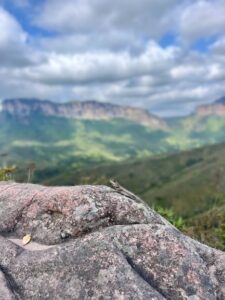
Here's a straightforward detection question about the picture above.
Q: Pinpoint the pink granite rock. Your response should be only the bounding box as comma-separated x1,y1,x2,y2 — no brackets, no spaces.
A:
0,182,224,299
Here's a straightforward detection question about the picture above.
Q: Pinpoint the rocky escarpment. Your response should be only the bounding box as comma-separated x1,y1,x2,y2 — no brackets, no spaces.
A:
0,182,225,300
195,96,225,117
1,98,166,129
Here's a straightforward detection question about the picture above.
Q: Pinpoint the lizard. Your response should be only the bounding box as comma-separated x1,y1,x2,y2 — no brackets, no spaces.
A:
109,179,148,207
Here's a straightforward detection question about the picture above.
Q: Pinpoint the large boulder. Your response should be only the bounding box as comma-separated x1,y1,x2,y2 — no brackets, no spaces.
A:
0,182,224,299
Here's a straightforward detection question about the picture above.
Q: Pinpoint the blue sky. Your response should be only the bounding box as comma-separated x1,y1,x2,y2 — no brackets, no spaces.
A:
0,0,224,116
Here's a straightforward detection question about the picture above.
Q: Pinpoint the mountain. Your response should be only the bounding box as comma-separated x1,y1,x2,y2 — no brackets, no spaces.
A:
0,99,173,176
1,96,225,249
166,96,225,146
42,141,225,249
2,98,166,129
195,96,225,117
2,96,225,181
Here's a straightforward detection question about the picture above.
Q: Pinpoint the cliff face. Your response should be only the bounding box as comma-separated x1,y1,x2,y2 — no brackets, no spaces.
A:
195,96,225,117
0,182,225,299
2,98,166,129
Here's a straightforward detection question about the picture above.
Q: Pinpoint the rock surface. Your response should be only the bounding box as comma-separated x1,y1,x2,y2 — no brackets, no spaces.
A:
195,96,225,117
2,98,165,129
0,182,225,300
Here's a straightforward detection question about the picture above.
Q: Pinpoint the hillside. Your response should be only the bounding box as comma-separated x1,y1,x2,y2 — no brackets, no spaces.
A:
165,95,225,147
43,142,225,216
1,97,225,249
0,112,173,178
2,96,225,182
42,142,225,249
167,114,225,145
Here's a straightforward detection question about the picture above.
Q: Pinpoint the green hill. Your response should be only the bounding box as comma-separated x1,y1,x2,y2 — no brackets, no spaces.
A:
2,98,225,182
3,112,225,181
43,142,225,216
167,114,225,146
0,113,174,177
1,98,225,249
41,142,225,250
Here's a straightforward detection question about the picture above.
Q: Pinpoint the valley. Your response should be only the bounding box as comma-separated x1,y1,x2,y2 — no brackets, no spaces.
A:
1,97,225,182
1,97,225,249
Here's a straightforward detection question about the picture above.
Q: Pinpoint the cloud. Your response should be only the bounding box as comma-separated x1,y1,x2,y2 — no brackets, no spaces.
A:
0,6,25,44
0,1,224,116
20,41,178,86
0,6,39,67
178,0,225,42
35,0,178,37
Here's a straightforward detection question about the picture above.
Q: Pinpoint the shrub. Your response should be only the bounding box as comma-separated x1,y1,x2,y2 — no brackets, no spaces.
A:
0,166,16,181
154,205,185,230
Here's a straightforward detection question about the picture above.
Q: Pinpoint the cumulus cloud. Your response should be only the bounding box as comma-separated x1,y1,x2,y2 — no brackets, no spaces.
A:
0,6,42,67
0,7,28,66
35,0,177,36
20,42,178,86
178,0,225,42
0,0,224,116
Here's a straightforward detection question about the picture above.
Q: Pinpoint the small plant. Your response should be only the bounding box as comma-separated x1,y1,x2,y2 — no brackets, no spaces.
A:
154,205,185,230
0,166,16,181
27,161,36,183
215,224,225,249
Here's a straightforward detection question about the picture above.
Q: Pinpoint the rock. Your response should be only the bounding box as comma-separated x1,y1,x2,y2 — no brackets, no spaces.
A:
2,98,166,129
195,96,225,117
0,182,225,299
0,270,16,300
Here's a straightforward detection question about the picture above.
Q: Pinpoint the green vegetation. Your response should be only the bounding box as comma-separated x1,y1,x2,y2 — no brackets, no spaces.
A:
0,113,173,181
42,142,225,250
0,107,225,181
2,111,225,249
153,206,185,231
184,206,225,250
3,112,225,182
0,166,16,181
167,114,225,146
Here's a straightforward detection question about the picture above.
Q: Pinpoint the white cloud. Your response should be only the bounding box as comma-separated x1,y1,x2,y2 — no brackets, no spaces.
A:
20,41,177,86
0,6,26,45
0,1,224,116
0,6,38,67
178,0,225,42
35,0,178,37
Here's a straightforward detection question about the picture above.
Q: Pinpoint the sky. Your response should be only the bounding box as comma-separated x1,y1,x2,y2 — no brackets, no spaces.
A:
0,0,224,116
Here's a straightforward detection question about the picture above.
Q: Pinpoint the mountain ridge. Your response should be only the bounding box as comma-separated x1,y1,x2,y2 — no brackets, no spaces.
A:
195,96,225,117
2,95,225,182
3,95,225,123
1,98,166,129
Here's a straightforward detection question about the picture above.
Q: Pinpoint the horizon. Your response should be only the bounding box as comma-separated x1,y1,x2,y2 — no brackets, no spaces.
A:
0,0,224,116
